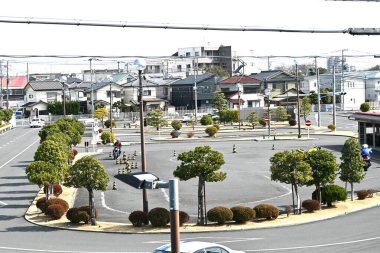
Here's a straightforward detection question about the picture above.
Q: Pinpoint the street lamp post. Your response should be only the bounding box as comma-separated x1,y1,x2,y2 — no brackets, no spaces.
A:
134,58,149,214
236,83,242,130
89,58,100,115
59,76,67,117
296,64,302,139
107,76,114,134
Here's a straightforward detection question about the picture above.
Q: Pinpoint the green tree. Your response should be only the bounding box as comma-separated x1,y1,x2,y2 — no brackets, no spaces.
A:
55,118,85,135
173,146,226,225
246,112,258,129
45,132,71,155
55,120,82,146
93,108,108,128
339,137,365,201
34,140,69,182
321,89,332,104
270,150,313,214
64,156,109,225
306,150,339,205
171,120,182,130
147,109,167,130
275,106,289,121
212,92,228,112
38,124,61,143
309,91,318,105
207,66,230,77
301,97,312,121
219,110,239,125
360,102,370,112
25,161,60,200
2,109,13,121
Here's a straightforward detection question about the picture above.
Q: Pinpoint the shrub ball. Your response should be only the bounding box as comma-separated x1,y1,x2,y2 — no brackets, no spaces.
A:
129,211,149,227
231,206,255,223
45,204,66,219
207,206,233,225
46,198,69,212
53,184,63,197
148,207,170,227
36,197,47,212
205,126,218,137
254,204,279,220
356,190,369,200
179,211,190,226
302,199,321,212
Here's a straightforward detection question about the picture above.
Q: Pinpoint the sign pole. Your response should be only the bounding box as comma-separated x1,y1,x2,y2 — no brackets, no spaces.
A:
308,126,310,139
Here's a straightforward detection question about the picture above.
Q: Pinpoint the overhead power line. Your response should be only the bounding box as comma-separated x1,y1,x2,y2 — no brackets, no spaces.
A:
0,16,379,35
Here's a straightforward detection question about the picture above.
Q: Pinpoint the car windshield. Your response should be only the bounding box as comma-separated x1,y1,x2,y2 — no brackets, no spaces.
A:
32,119,39,122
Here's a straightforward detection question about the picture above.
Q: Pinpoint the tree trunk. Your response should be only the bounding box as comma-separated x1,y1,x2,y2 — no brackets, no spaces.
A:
197,178,205,225
316,184,322,209
350,182,354,201
291,184,296,215
294,184,301,215
44,186,50,200
88,189,96,225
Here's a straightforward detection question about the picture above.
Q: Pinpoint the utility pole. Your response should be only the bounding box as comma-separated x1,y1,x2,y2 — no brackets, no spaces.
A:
193,57,198,121
341,49,347,111
296,64,301,139
6,61,9,109
315,57,321,127
267,56,271,71
332,66,336,127
0,60,3,108
109,81,113,133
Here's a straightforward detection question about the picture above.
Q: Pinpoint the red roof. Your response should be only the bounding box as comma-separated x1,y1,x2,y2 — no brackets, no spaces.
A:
220,75,261,85
1,76,28,88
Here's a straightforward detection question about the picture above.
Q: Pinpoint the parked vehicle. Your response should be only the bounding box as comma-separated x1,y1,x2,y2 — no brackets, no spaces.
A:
14,111,23,119
152,241,245,253
182,113,194,123
30,118,45,128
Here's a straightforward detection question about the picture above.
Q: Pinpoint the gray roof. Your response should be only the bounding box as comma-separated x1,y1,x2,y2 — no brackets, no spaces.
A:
171,73,215,86
250,71,281,81
27,81,67,91
84,82,123,92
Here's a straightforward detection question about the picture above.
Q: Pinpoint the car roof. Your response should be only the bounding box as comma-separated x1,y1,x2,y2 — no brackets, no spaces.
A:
155,241,221,253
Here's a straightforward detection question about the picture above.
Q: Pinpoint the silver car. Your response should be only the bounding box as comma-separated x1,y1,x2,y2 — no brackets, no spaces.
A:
153,241,245,253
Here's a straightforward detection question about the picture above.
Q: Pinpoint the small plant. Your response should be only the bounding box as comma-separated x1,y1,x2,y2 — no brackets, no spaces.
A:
100,132,115,144
288,118,297,126
129,211,149,227
148,207,170,227
205,126,218,137
230,206,255,223
213,124,220,131
46,198,69,212
259,118,266,127
207,206,233,225
36,197,47,212
367,189,374,198
187,132,194,138
313,185,347,207
171,120,182,130
53,184,63,197
104,119,116,128
360,102,370,112
285,206,292,217
302,199,321,212
254,204,279,220
45,204,66,219
170,130,181,138
200,115,213,125
327,124,336,131
78,206,99,219
179,211,190,226
356,190,369,200
66,207,80,223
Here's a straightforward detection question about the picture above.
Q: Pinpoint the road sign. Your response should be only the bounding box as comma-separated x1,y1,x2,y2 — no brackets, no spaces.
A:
305,120,311,126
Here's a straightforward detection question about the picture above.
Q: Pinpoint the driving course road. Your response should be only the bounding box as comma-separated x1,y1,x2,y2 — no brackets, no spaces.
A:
1,120,380,253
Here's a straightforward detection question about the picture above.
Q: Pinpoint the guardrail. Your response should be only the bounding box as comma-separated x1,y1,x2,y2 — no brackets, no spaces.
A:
0,124,12,134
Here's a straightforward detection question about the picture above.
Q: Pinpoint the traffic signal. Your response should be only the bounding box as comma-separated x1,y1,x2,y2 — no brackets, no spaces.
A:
336,92,346,96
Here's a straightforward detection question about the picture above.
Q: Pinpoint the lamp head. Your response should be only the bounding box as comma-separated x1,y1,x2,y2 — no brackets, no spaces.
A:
134,58,147,71
59,76,67,83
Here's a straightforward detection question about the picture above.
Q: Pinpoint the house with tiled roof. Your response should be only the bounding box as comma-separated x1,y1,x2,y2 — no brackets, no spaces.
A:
0,76,28,109
82,81,123,113
251,70,298,97
219,75,264,109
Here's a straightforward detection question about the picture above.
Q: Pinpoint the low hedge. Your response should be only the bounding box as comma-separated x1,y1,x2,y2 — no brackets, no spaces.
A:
129,211,149,227
302,199,320,212
254,204,279,220
53,184,63,197
46,198,69,212
179,211,190,226
231,206,255,223
148,207,170,227
45,204,66,219
66,206,98,224
357,190,369,200
205,126,218,137
207,206,233,225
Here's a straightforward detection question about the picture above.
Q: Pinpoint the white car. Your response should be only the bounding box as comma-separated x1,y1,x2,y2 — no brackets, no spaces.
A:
30,118,45,128
152,241,245,253
182,113,194,123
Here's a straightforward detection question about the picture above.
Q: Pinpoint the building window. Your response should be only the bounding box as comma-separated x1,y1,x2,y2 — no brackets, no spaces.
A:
47,92,57,102
195,52,199,57
177,65,182,72
186,64,191,71
248,100,260,107
29,94,33,99
143,90,151,96
186,52,190,57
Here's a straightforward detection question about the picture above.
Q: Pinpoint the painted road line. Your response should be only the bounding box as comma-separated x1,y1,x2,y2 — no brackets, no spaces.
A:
0,138,39,170
100,192,130,214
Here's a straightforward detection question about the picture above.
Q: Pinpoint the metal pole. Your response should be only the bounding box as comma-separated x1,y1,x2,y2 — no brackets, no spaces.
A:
194,57,198,122
268,100,271,138
332,66,336,127
169,179,180,253
341,49,346,111
90,59,95,115
6,61,9,109
0,60,3,108
109,82,113,133
296,64,301,138
315,57,321,127
238,88,241,130
62,82,66,117
138,69,148,213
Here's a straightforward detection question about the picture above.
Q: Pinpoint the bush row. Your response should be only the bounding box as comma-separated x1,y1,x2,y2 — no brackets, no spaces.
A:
128,208,190,227
66,206,99,224
36,197,69,220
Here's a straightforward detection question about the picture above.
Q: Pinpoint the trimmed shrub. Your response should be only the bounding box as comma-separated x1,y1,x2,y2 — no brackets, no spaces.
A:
72,149,78,157
187,132,194,138
179,211,190,226
231,206,255,223
200,115,213,125
36,197,47,212
104,119,116,128
78,206,99,219
327,124,336,131
360,102,370,112
205,126,218,137
207,206,233,225
254,204,279,220
213,124,220,131
170,130,181,138
45,204,66,219
357,190,369,200
66,206,98,224
98,128,103,134
302,199,320,212
171,120,182,130
148,207,170,227
368,189,375,198
77,211,91,224
289,118,297,126
129,211,149,227
100,132,115,144
53,184,63,197
259,118,266,127
46,198,69,212
66,208,80,223
313,185,347,207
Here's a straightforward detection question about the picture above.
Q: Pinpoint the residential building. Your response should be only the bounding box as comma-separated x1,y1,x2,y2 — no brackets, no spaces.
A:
219,75,264,109
0,76,28,109
83,81,123,113
251,70,297,97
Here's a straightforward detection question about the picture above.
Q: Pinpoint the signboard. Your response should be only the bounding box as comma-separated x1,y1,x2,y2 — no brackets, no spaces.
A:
305,120,311,126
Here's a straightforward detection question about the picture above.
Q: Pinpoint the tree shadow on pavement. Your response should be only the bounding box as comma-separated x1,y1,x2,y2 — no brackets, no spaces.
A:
3,225,54,233
0,215,20,221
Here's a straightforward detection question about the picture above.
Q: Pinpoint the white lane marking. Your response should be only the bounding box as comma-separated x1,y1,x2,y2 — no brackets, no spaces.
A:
0,138,39,169
0,200,7,207
0,246,147,253
244,235,380,252
237,175,292,205
100,192,130,215
145,236,263,244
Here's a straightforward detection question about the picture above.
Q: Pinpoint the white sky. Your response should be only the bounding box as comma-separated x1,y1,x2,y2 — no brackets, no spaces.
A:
1,0,380,74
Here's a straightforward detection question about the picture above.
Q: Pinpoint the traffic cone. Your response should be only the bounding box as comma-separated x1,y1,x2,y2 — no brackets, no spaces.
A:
134,162,138,169
134,150,137,156
118,168,122,174
173,150,177,157
112,181,117,190
272,144,275,150
232,144,237,153
116,159,119,165
132,155,136,160
128,154,131,160
109,152,112,158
